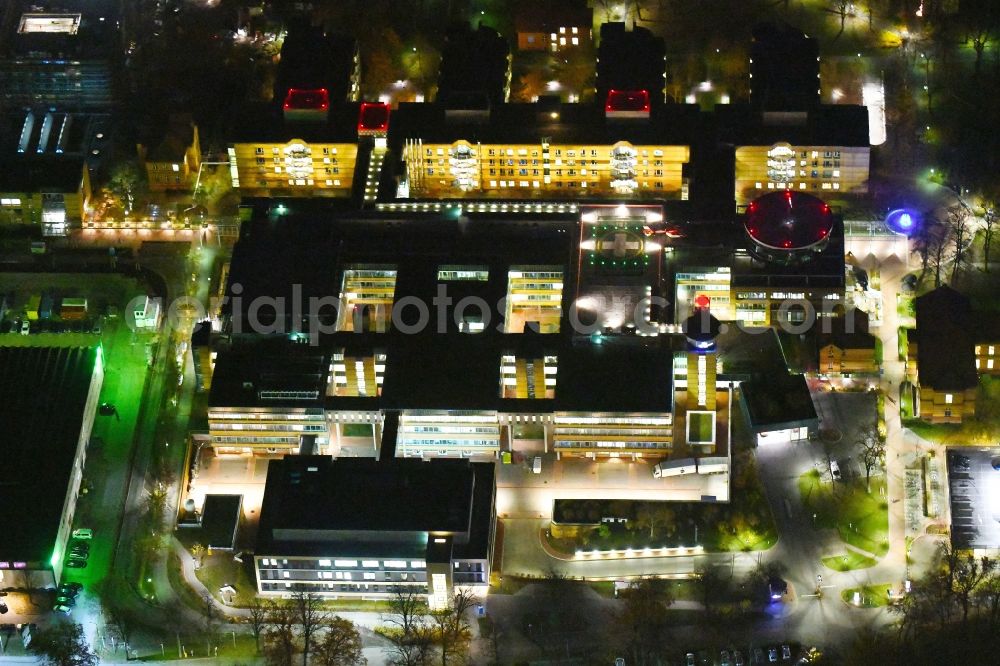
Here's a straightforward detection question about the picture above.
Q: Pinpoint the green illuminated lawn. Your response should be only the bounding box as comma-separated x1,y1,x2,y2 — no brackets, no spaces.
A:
841,583,895,607
688,411,715,443
798,470,889,557
822,551,879,572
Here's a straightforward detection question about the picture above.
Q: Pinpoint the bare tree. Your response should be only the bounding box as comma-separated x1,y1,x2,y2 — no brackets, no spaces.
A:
385,588,428,637
263,601,298,666
247,597,271,654
431,589,477,666
856,421,886,493
611,577,675,666
313,616,365,666
983,204,998,271
830,0,852,40
946,206,974,284
293,590,329,666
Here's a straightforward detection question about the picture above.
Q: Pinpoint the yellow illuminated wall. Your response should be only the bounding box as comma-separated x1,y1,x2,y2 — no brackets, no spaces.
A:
403,139,688,199
734,144,869,206
552,413,673,459
228,140,358,197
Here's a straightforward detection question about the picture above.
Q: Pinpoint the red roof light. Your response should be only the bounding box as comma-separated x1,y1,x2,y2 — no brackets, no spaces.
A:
283,88,330,111
358,102,391,133
605,89,650,113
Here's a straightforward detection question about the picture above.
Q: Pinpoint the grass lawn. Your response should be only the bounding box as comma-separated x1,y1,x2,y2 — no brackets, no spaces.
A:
342,423,373,437
841,584,895,607
688,411,715,443
154,633,259,661
194,551,256,606
798,470,889,557
903,419,967,445
822,551,879,572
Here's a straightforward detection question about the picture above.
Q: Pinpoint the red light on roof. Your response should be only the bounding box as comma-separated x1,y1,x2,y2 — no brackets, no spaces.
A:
358,102,391,133
783,240,792,248
818,229,827,237
694,294,711,310
822,203,830,213
784,190,793,202
284,88,330,111
605,89,650,113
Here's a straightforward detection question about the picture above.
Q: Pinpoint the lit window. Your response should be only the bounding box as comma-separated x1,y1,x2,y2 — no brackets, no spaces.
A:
571,37,579,45
319,559,331,567
172,164,180,172
976,345,982,354
572,27,579,34
989,359,995,370
362,560,379,568
990,346,996,355
945,394,953,404
755,182,762,188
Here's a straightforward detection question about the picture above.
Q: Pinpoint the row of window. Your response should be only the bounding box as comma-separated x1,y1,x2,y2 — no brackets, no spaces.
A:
259,558,425,569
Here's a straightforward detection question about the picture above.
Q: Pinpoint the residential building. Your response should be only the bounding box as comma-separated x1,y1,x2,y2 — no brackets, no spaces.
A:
226,103,361,199
273,18,360,105
596,23,666,104
437,23,511,105
910,286,978,423
254,455,495,607
718,104,870,207
818,308,879,376
0,346,104,588
749,22,820,111
137,115,202,192
514,2,592,52
390,102,695,201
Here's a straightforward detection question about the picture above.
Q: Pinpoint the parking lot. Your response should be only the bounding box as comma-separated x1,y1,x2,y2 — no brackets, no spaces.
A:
947,447,1000,550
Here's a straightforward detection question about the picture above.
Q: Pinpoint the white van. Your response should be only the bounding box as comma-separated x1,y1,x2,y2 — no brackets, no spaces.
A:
532,457,542,474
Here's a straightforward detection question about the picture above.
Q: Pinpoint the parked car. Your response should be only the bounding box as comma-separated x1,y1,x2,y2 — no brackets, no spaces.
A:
55,596,75,607
781,645,792,661
57,582,82,597
768,647,778,662
721,650,732,666
71,528,93,539
685,653,696,666
954,454,971,471
20,320,29,335
69,550,88,560
53,603,72,614
752,647,765,665
734,650,745,666
830,460,842,481
66,559,87,569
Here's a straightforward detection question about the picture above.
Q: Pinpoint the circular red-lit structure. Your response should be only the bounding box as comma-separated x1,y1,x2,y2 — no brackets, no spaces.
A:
744,191,834,264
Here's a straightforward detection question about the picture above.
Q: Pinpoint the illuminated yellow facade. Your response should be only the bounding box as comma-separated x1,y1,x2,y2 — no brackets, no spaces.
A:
208,407,329,454
328,350,386,397
402,139,688,199
337,266,397,332
552,413,673,460
227,140,358,198
504,267,563,333
500,354,557,399
975,344,1000,375
734,143,869,206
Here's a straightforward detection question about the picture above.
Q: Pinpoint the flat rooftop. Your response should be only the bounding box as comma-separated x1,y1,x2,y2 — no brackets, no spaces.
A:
0,346,99,563
256,455,495,559
741,373,817,429
948,448,1000,550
